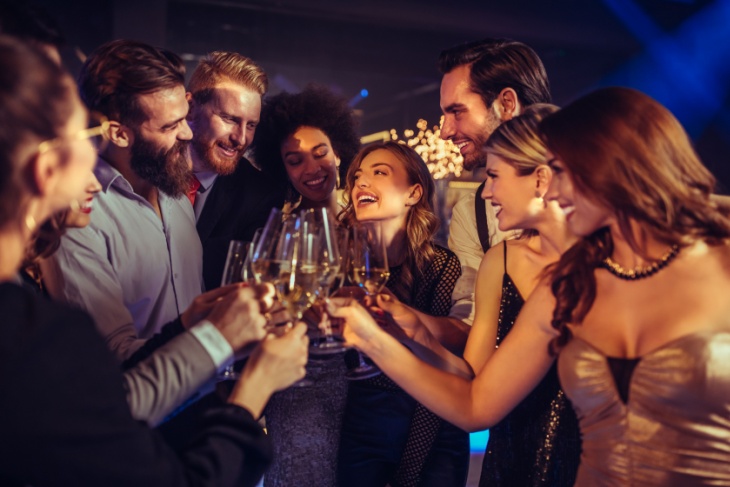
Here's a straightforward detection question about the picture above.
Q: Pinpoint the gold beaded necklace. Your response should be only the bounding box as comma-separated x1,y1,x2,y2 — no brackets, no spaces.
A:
601,244,680,280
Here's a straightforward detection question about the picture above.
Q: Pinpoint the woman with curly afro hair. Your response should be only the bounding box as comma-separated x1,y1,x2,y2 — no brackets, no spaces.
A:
253,85,360,215
252,85,360,487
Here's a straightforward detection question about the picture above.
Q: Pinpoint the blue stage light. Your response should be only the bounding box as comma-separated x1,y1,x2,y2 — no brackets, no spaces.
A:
600,0,730,137
470,430,490,453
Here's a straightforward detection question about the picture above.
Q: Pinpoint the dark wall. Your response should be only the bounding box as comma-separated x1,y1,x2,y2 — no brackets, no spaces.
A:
34,0,730,189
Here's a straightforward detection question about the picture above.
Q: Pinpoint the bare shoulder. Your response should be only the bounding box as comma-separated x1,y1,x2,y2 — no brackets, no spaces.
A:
519,274,560,338
480,241,506,274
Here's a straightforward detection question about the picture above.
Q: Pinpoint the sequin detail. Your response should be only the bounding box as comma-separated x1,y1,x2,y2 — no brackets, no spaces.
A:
480,244,581,486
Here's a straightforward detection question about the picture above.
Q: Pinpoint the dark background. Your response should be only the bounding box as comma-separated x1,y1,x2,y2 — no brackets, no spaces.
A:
38,0,730,189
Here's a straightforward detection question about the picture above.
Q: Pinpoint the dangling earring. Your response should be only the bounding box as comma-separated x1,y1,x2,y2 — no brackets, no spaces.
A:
25,214,37,232
335,156,342,188
24,200,38,232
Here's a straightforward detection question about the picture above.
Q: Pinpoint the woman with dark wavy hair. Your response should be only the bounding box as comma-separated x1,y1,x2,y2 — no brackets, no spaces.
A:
330,87,730,486
337,141,469,487
22,179,100,294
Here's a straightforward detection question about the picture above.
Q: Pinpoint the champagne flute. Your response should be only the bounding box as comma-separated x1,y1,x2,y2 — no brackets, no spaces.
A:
241,228,262,283
301,208,348,354
251,212,292,328
252,210,317,386
346,221,389,380
351,221,391,295
218,240,251,381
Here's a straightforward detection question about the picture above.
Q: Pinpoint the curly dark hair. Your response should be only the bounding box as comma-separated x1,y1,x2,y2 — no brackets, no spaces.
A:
252,85,360,199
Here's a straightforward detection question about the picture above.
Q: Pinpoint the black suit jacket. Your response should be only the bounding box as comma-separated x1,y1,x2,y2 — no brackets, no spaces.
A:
197,158,285,291
0,283,272,487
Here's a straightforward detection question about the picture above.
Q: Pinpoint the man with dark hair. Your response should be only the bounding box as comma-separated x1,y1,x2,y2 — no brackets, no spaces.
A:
441,38,551,325
47,40,204,361
186,51,285,291
377,39,551,359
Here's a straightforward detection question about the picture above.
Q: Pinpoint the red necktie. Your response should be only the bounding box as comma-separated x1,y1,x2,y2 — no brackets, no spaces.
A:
187,174,201,206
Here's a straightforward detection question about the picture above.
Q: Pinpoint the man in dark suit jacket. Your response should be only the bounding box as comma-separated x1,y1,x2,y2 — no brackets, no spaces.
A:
186,51,285,291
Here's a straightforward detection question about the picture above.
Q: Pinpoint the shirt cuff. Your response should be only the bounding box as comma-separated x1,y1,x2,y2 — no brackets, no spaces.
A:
189,320,234,371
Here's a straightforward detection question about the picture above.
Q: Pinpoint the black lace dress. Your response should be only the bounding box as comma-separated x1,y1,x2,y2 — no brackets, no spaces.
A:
479,244,581,486
338,245,470,487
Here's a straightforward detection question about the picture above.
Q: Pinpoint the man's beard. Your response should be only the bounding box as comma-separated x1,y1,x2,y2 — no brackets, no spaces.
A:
130,134,191,198
461,133,489,172
191,136,243,176
462,106,502,172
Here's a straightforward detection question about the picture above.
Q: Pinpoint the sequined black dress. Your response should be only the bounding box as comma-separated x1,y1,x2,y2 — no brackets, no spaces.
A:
479,243,581,486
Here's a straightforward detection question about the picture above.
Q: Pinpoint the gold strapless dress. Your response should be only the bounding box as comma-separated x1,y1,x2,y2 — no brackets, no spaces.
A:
558,331,730,486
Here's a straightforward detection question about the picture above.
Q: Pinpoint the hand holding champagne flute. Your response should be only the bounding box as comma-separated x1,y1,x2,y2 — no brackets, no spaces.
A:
300,207,350,354
252,208,319,385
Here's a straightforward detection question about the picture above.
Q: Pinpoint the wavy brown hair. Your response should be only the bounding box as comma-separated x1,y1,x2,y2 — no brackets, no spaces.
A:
540,87,730,355
339,141,438,300
438,38,551,109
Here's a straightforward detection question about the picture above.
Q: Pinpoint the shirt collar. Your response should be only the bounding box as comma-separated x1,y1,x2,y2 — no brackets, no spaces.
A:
94,157,129,193
193,170,219,193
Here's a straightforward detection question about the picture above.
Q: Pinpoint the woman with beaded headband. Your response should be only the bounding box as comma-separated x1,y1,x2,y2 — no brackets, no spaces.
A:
330,87,730,486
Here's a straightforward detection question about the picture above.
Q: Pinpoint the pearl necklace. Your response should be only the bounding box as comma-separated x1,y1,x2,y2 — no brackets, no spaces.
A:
601,245,680,280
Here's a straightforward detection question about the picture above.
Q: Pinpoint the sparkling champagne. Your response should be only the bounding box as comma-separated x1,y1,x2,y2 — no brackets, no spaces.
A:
276,263,319,317
353,266,390,295
317,262,341,293
251,259,288,284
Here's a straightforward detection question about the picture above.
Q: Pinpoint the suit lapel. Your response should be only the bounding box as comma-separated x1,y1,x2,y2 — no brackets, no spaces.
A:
196,176,229,240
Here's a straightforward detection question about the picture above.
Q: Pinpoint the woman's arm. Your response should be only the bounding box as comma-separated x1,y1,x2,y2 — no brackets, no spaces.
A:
374,292,473,377
377,242,506,380
463,242,507,374
329,278,557,431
